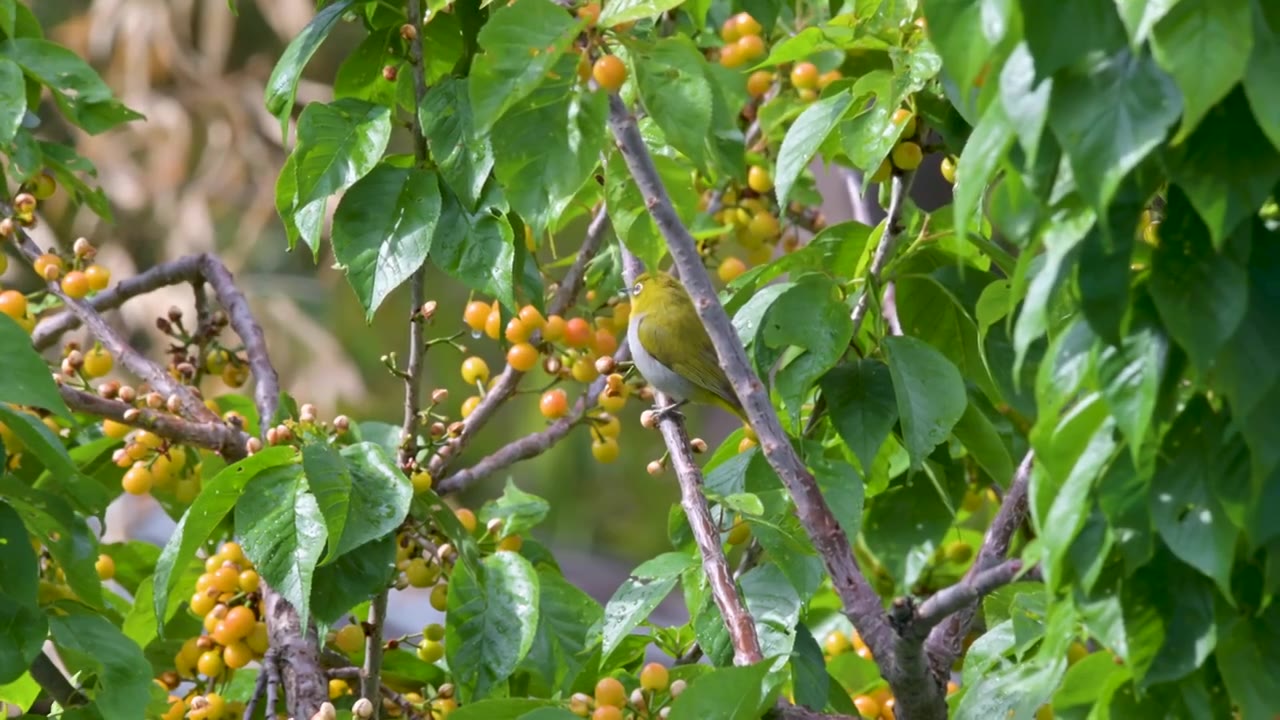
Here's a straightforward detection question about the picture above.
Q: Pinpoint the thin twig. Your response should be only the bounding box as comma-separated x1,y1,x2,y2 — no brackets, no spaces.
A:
30,652,83,708
198,254,280,428
242,664,270,720
882,282,903,337
620,248,762,665
839,166,882,227
361,592,389,708
606,94,896,662
849,172,914,338
925,451,1034,675
61,386,249,455
424,206,611,478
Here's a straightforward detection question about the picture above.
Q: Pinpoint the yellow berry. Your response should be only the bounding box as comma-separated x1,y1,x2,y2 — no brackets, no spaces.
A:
95,554,115,581
334,623,365,655
591,437,620,463
461,356,490,385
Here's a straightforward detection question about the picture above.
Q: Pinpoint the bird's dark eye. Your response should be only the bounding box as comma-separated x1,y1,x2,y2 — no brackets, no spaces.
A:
632,282,643,296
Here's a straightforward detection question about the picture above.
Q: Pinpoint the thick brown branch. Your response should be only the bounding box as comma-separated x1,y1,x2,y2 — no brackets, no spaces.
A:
621,249,762,666
197,255,280,427
926,451,1035,674
910,559,1024,639
30,652,84,708
424,207,610,478
61,386,247,456
606,96,895,662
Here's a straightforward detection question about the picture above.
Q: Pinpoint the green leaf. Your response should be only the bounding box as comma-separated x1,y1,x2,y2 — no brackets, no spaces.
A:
1149,188,1249,374
1244,2,1280,152
952,400,1015,484
1015,206,1097,371
598,0,685,25
740,563,802,658
0,476,102,610
302,443,351,565
0,314,68,416
50,614,150,720
491,71,606,232
810,453,864,544
153,446,297,626
0,38,142,134
635,38,713,170
276,98,392,254
759,275,854,424
999,43,1053,163
1021,0,1127,78
331,164,442,319
775,90,853,210
468,0,581,130
820,360,897,473
924,0,1014,93
605,150,664,270
883,335,968,468
446,551,540,703
0,58,24,144
1097,319,1166,451
236,463,327,628
1033,395,1118,592
1150,400,1240,600
334,442,412,557
838,71,911,173
0,671,39,712
1217,606,1280,718
668,661,781,720
311,535,397,626
0,502,43,685
0,407,104,516
789,625,829,711
1115,0,1179,46
863,474,959,591
1047,48,1181,214
519,568,601,695
953,97,1014,241
38,141,113,220
451,699,557,720
432,181,524,313
1142,556,1217,686
263,0,355,139
1167,89,1280,246
97,540,161,596
1150,0,1253,141
1096,453,1154,574
602,559,683,658
481,480,550,538
334,28,403,107
421,77,494,210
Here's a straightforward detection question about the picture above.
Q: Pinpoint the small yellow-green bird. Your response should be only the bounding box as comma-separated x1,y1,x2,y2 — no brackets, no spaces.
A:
627,271,748,422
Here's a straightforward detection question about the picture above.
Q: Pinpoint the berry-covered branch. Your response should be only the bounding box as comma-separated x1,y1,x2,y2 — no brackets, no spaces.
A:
59,385,249,455
620,249,763,666
926,451,1035,675
423,205,611,479
604,94,897,659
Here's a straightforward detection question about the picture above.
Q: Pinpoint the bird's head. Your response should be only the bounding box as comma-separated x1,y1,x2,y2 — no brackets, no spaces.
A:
628,271,685,315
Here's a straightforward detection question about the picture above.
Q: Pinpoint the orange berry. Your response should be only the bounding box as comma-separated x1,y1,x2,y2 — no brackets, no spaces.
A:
747,70,773,97
577,1,600,26
95,554,115,581
213,565,240,593
34,253,64,281
540,389,569,419
518,305,546,330
736,34,766,62
223,606,256,640
718,256,747,283
463,301,490,331
852,694,880,718
461,356,490,385
592,55,627,92
719,42,745,68
505,317,531,343
507,342,539,372
239,569,260,593
60,270,90,299
485,305,502,340
543,315,567,342
85,264,111,291
733,11,762,36
594,677,626,708
223,641,253,669
121,464,153,495
196,649,225,677
594,328,618,356
565,317,593,348
817,69,842,89
790,61,819,90
454,508,478,533
592,708,622,720
639,662,669,692
0,290,27,320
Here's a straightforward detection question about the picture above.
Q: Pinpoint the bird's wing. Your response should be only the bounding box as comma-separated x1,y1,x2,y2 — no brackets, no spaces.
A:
638,302,742,413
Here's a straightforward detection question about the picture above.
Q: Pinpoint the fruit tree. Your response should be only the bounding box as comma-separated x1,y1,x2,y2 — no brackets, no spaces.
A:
1,1,1279,719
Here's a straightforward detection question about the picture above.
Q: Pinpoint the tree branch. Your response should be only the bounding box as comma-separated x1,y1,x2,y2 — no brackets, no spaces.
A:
910,559,1024,639
30,652,83,708
620,249,762,666
605,95,895,661
849,172,914,338
926,451,1035,674
424,206,610,478
882,282,903,337
60,386,248,455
